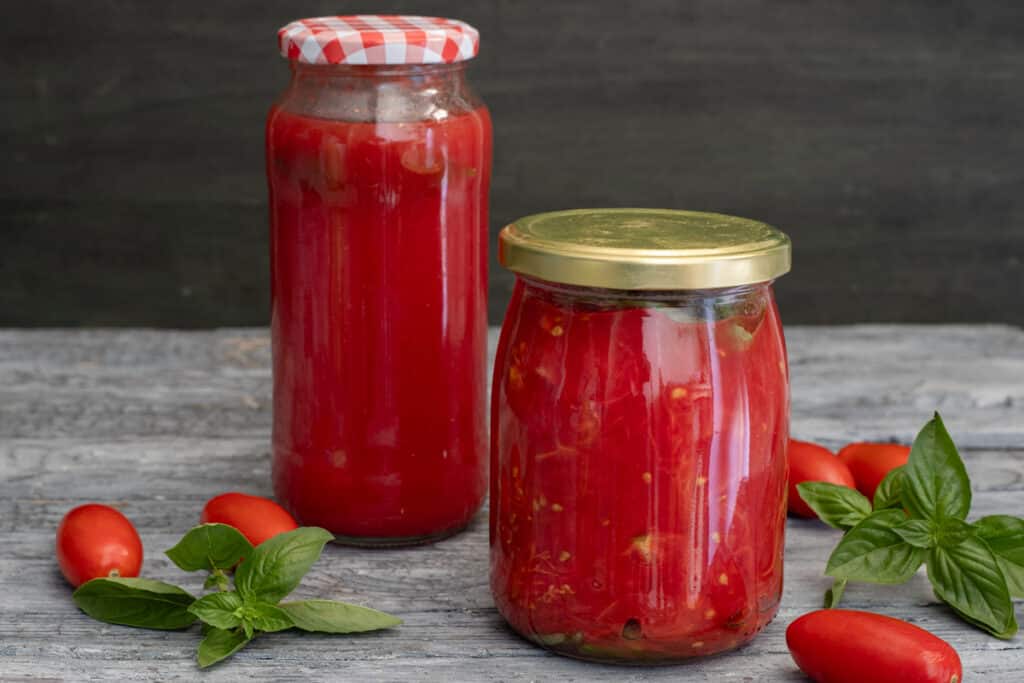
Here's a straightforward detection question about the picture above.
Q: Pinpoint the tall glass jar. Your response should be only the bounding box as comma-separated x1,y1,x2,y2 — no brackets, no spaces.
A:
490,209,791,662
267,16,492,546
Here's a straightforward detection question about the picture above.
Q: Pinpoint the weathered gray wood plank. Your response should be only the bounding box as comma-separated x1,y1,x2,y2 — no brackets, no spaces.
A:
0,326,1022,680
1,325,1021,446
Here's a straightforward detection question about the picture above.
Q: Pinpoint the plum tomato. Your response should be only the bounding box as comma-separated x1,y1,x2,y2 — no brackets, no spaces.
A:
786,609,962,683
787,439,856,518
837,442,911,500
56,504,144,587
200,492,298,546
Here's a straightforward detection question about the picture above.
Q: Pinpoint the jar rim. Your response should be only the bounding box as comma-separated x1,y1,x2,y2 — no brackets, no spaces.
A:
498,208,791,291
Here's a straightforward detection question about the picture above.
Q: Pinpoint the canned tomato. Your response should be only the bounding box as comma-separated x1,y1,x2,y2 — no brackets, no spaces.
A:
490,209,791,662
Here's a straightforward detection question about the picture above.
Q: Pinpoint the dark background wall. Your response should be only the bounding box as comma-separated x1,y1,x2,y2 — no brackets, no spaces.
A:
2,1,1022,327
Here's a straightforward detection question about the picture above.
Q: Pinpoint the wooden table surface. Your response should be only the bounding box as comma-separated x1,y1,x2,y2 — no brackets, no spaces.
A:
1,325,1022,681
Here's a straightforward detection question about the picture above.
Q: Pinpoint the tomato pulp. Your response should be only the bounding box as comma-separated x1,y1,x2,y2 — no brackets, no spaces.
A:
267,105,492,543
491,280,789,661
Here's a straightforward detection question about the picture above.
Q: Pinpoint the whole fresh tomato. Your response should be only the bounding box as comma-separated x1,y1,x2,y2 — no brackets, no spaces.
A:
837,442,911,500
787,439,857,518
56,504,144,587
786,609,961,683
200,492,298,546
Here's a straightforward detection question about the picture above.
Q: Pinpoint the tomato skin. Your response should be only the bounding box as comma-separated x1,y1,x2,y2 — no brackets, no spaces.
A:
786,610,962,683
56,504,144,587
200,492,299,546
787,439,857,518
837,442,911,500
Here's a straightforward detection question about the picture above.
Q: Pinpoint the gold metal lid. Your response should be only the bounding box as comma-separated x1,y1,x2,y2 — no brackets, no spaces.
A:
498,208,791,290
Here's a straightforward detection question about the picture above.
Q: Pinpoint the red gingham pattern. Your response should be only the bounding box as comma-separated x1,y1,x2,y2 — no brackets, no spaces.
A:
278,15,480,65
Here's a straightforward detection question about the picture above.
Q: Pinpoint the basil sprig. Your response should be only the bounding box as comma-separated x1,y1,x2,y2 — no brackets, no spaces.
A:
73,577,197,630
799,413,1022,638
872,466,905,510
973,515,1024,597
824,508,927,583
71,525,402,668
166,523,254,573
234,527,333,604
823,578,847,609
166,523,254,591
281,599,402,633
794,482,871,531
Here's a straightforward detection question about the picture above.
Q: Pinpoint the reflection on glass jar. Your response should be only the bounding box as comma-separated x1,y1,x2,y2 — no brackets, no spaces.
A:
490,209,791,662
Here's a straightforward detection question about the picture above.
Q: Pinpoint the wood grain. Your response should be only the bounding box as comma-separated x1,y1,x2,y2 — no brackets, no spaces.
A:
0,325,1022,680
2,1,1024,326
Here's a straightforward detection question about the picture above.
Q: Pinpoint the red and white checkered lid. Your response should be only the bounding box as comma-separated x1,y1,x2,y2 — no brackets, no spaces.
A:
278,15,480,65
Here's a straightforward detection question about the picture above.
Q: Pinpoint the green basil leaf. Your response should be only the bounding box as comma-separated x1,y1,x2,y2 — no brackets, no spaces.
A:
936,518,974,548
796,482,872,531
973,515,1024,598
946,602,1018,640
825,508,926,583
165,523,254,572
235,527,333,604
824,578,847,608
927,536,1018,639
244,602,294,633
197,627,251,668
996,560,1024,598
902,413,971,522
204,570,230,592
892,518,936,549
187,591,243,630
280,599,402,633
872,466,905,510
73,577,197,630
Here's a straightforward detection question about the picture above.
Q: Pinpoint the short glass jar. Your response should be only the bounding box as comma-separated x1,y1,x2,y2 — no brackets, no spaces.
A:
490,209,792,662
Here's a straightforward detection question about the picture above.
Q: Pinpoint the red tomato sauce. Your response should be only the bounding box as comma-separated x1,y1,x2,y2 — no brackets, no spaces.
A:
490,280,789,660
267,105,492,542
